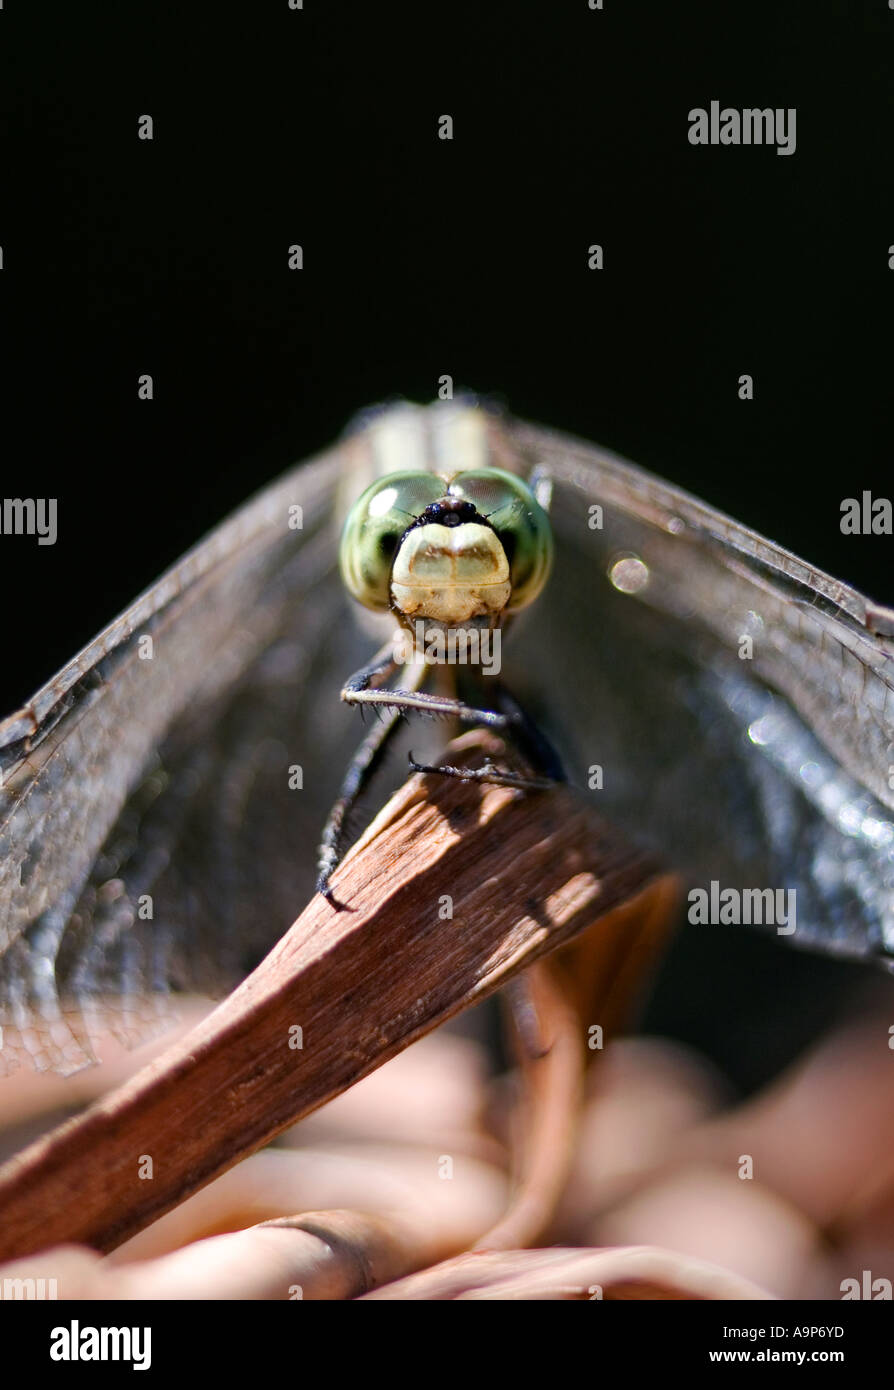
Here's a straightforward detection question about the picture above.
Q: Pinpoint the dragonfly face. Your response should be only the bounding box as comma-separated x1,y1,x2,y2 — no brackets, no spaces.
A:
339,468,553,627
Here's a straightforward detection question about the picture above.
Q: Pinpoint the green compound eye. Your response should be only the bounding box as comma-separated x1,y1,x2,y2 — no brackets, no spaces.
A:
448,468,553,613
339,471,445,611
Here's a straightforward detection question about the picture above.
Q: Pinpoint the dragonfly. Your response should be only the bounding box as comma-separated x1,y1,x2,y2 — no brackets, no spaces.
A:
1,397,893,1077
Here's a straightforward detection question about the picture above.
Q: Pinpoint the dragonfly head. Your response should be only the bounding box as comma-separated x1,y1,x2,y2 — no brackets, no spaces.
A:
340,468,553,625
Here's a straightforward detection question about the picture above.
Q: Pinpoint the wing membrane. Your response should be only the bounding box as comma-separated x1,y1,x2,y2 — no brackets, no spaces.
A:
0,442,352,1071
505,419,894,966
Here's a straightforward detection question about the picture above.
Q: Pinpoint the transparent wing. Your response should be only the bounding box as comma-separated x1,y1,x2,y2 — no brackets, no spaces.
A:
0,436,376,1074
504,418,894,969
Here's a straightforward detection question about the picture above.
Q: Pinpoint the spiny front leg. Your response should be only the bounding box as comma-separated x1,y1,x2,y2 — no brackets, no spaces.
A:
408,685,565,791
344,675,513,731
407,753,552,791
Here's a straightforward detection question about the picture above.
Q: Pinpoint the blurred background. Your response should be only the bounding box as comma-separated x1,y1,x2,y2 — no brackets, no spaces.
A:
0,1,892,1103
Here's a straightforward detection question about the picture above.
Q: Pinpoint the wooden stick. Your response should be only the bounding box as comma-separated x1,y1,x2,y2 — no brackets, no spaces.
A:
0,735,677,1264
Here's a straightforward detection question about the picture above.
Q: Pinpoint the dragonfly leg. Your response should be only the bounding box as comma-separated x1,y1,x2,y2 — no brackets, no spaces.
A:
340,629,539,739
408,685,564,789
343,640,400,696
407,754,552,791
316,702,407,901
317,648,431,901
321,646,564,898
344,670,512,731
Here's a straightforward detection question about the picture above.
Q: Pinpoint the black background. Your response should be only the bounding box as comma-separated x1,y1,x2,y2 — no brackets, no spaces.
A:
1,1,893,1090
